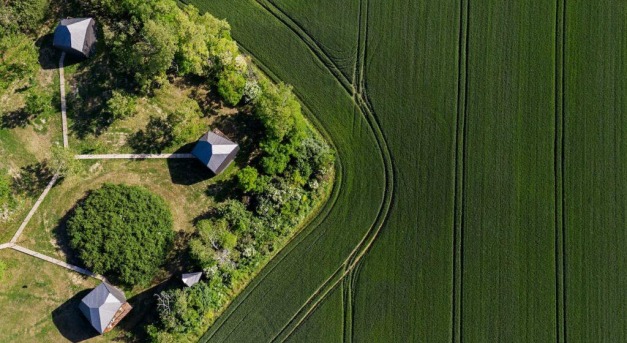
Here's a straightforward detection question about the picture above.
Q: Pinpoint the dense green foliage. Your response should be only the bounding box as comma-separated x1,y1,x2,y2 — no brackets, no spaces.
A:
106,91,137,120
150,279,228,337
78,0,246,94
0,0,50,35
0,33,38,92
67,184,174,286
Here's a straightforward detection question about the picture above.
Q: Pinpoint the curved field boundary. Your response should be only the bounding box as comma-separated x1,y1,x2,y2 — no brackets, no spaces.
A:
191,0,396,341
237,1,397,341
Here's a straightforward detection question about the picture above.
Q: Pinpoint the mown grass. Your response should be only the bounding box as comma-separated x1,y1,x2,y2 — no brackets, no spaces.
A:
0,249,109,343
186,0,388,342
564,1,627,341
17,159,219,262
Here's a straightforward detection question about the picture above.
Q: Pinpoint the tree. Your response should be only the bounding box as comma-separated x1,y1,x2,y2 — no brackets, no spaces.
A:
127,20,178,90
217,69,246,106
66,184,174,286
236,166,259,193
0,33,38,91
255,81,301,142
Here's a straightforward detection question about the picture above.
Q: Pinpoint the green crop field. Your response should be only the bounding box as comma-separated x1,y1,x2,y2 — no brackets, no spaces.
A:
184,0,627,342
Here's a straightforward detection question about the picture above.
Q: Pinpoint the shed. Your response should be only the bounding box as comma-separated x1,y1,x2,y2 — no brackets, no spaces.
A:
79,282,132,334
192,129,239,175
181,272,202,287
53,18,97,58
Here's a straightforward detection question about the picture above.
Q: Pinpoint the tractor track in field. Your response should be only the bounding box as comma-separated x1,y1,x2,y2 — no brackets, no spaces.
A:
260,0,398,340
554,0,567,341
452,0,469,342
198,0,397,342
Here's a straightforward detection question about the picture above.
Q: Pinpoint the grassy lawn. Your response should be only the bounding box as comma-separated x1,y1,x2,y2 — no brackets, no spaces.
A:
0,59,63,242
16,158,232,271
0,248,106,343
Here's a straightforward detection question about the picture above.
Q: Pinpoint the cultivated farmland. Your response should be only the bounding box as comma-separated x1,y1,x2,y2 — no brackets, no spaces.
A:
190,0,625,341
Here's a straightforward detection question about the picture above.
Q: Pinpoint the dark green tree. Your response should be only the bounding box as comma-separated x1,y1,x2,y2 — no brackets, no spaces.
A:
66,184,174,286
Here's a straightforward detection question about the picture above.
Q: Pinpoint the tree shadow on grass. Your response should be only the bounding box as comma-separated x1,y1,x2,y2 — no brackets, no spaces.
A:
12,162,55,197
51,289,99,342
0,109,31,129
52,202,88,268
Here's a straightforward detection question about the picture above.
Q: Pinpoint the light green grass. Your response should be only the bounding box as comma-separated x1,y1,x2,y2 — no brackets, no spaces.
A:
0,249,112,343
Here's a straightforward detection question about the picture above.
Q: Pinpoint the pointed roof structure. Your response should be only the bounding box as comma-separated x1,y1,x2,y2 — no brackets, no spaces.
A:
79,282,130,334
53,18,97,58
181,272,203,287
192,129,239,175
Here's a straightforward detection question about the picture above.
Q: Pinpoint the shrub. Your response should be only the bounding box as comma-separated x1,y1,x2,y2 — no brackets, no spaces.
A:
107,91,137,119
236,166,258,193
66,184,174,286
154,278,228,334
255,81,299,142
24,87,54,119
217,69,246,105
0,33,38,91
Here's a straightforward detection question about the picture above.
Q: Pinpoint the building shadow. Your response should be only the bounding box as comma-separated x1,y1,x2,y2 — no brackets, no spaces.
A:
115,278,180,341
166,144,214,186
51,289,99,342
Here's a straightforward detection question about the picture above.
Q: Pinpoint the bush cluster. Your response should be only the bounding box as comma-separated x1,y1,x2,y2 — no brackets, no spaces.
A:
66,184,174,286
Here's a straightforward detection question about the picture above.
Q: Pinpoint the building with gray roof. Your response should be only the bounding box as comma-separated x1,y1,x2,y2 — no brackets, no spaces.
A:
181,272,203,287
192,129,239,175
53,18,97,58
79,282,131,334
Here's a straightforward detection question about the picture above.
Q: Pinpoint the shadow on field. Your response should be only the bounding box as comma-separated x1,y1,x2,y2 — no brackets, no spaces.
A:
51,289,98,342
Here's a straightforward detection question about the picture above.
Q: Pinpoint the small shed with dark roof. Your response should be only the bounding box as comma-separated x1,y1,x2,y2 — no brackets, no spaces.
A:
79,282,132,334
192,129,239,175
53,18,97,58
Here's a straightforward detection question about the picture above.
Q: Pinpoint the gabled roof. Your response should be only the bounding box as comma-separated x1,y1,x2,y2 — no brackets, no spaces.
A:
181,272,202,287
53,17,97,58
79,282,126,334
192,130,239,175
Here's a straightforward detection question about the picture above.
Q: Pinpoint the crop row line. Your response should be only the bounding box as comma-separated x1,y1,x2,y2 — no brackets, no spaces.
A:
452,0,469,342
554,0,567,341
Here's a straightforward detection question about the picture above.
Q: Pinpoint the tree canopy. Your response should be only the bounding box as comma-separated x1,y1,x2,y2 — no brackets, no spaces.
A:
67,184,174,286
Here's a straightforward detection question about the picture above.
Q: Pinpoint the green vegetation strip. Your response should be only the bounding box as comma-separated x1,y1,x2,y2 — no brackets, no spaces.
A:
564,2,627,341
